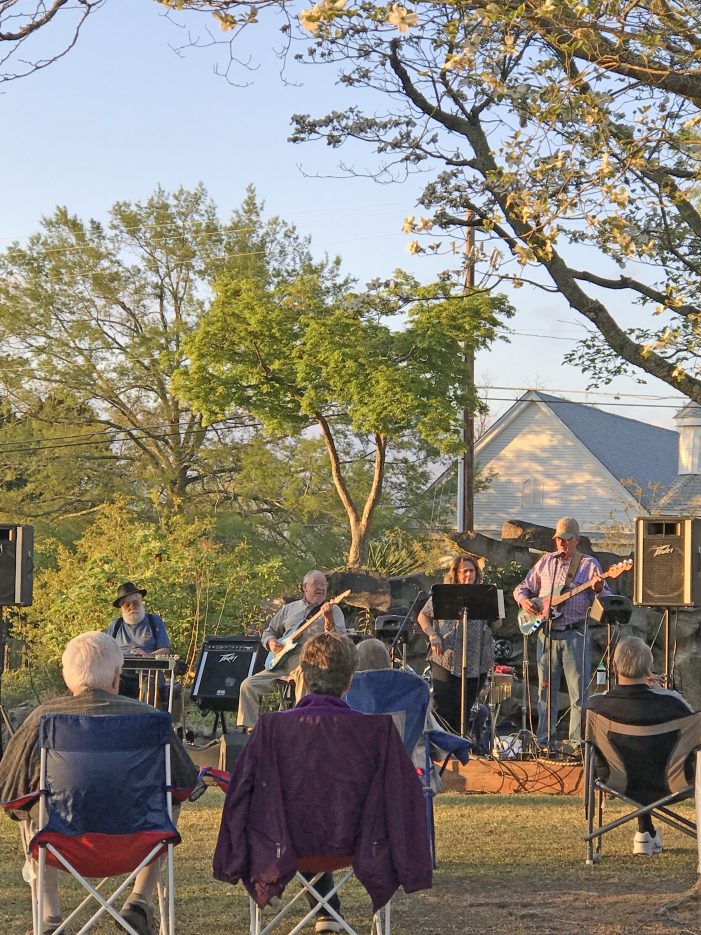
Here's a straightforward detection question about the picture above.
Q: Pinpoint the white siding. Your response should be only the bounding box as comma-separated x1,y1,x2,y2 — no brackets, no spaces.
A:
474,404,641,537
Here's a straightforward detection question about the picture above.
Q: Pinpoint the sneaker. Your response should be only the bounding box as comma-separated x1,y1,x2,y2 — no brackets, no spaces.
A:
633,830,663,855
314,916,344,933
117,901,157,934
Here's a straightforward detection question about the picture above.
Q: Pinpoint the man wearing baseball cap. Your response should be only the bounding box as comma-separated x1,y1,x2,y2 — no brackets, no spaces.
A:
513,517,608,750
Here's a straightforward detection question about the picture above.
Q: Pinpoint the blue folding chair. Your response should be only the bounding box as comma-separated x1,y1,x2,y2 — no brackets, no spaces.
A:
27,712,180,935
345,669,470,866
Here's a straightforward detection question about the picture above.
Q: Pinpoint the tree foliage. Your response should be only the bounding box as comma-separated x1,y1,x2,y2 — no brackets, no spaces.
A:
0,185,268,513
13,499,293,667
280,0,701,401
180,266,512,566
0,390,119,536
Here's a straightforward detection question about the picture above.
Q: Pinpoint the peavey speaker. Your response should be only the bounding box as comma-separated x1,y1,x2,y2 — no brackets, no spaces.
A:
634,516,701,607
0,525,34,607
191,636,263,712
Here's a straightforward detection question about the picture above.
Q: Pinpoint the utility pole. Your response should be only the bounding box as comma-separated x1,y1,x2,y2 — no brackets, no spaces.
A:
457,216,476,534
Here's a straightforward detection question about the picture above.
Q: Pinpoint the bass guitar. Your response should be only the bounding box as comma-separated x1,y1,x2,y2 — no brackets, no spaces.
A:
264,589,352,671
517,559,632,636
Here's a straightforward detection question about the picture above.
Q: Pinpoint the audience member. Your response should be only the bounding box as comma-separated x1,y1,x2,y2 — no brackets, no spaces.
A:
0,631,198,935
584,635,692,855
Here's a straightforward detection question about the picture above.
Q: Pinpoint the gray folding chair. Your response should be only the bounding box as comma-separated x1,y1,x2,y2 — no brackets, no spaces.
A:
583,710,701,865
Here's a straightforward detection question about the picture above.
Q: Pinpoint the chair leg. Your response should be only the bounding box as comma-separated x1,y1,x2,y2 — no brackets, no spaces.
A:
166,843,176,935
585,753,596,865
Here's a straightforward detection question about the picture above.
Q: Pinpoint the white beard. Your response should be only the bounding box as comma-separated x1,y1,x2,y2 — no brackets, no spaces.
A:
123,605,146,626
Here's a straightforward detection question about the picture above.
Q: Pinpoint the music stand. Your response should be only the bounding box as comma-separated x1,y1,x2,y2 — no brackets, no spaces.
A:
431,584,500,737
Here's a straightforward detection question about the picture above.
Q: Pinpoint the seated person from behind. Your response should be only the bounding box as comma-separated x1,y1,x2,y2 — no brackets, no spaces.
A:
237,570,346,731
0,631,198,935
584,635,693,856
355,637,392,670
106,581,173,703
214,632,432,933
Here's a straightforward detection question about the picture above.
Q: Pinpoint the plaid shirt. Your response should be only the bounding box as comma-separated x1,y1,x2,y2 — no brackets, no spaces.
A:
0,689,198,819
513,552,609,629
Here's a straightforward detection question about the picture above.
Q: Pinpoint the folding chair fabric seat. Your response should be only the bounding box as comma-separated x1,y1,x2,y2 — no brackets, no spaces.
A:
583,709,701,865
345,669,470,866
30,711,180,935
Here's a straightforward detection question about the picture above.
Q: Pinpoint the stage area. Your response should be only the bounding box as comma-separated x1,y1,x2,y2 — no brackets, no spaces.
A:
441,753,584,795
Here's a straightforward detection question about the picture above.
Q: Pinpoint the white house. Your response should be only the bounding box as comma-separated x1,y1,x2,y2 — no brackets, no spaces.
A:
427,391,680,541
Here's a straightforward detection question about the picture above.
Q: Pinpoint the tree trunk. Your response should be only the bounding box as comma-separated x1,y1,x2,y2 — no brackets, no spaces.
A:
347,517,369,570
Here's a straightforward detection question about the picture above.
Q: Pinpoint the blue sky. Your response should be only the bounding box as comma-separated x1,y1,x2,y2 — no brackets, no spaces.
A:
0,0,687,431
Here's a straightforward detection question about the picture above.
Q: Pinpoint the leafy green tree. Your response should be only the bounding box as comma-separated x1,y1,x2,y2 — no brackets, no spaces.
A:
180,269,512,568
0,391,119,537
0,185,271,513
280,0,701,403
13,500,293,668
11,2,701,399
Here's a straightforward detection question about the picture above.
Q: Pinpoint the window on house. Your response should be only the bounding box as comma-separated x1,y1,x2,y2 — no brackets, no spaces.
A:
522,478,543,509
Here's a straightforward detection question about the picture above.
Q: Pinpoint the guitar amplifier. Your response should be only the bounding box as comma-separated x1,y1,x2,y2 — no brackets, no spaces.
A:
191,636,264,712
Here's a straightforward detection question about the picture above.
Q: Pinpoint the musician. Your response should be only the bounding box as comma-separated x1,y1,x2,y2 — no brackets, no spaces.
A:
513,517,607,748
417,554,496,735
106,582,172,702
237,570,346,730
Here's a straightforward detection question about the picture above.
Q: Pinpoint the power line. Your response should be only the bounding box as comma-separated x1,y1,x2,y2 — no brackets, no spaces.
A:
0,416,257,456
480,385,684,401
480,395,682,410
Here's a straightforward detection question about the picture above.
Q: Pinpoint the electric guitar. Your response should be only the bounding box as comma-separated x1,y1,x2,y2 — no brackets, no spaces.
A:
517,560,633,636
264,589,352,671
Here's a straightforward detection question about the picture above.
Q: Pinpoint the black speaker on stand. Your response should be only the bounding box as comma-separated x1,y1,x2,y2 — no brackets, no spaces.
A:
191,636,263,735
634,516,701,607
633,515,701,688
0,525,34,607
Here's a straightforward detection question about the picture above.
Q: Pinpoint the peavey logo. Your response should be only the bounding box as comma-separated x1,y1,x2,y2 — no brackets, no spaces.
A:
219,653,239,663
652,544,675,557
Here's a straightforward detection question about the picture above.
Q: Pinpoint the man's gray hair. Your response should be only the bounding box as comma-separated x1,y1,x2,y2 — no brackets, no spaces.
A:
302,569,325,586
356,638,391,671
62,631,123,694
614,635,653,680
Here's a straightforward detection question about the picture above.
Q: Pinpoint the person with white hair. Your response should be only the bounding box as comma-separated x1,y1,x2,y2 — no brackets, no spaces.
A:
584,635,693,856
0,631,198,935
237,570,347,730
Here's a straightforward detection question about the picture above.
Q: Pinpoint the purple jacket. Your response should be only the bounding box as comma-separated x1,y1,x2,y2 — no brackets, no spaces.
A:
212,694,432,910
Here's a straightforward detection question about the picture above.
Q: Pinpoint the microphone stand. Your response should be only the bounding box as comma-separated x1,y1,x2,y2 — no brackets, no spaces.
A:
542,570,558,754
391,589,427,670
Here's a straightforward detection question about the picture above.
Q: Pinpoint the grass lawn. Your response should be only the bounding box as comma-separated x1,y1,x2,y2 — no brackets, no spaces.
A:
1,792,699,934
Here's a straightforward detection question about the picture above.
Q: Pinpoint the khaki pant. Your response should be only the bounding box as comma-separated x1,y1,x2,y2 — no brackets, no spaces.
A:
237,659,306,729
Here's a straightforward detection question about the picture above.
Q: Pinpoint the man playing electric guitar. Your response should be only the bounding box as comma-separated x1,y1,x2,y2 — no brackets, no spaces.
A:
513,517,608,749
237,570,347,730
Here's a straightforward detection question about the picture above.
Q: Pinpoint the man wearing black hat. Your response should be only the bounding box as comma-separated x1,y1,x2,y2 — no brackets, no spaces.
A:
107,582,172,699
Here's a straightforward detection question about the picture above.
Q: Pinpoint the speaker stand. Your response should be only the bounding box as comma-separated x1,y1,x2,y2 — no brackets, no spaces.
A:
210,710,229,739
662,608,677,689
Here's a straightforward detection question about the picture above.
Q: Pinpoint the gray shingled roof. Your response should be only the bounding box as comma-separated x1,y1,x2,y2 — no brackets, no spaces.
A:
659,474,701,513
534,392,678,506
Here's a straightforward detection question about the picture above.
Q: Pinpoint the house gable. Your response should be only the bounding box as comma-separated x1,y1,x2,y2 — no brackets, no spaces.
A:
474,397,647,535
